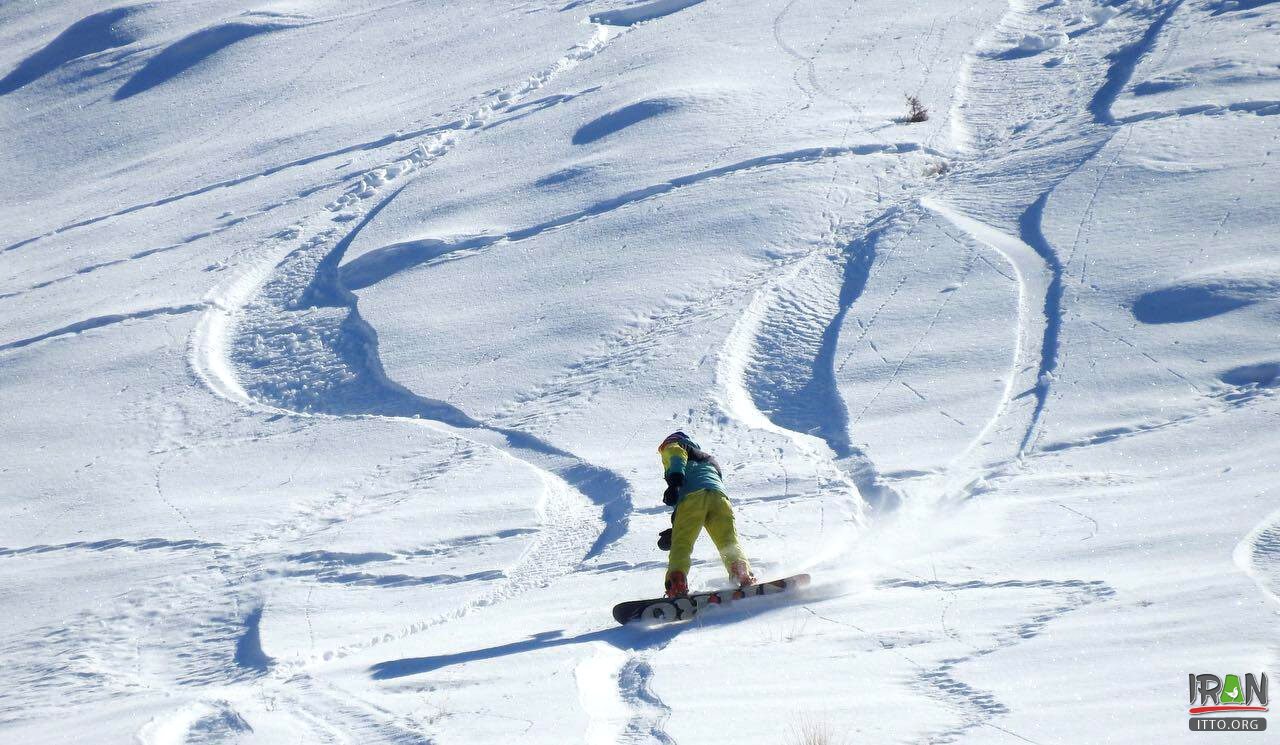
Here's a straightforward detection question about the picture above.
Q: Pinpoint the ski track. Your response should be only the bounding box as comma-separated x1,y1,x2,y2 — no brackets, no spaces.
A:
194,21,627,658
842,1,1195,736
881,577,1116,744
616,654,676,745
339,142,934,290
717,202,924,531
803,575,1115,744
921,198,1051,475
0,192,316,302
917,0,1201,469
1236,506,1280,609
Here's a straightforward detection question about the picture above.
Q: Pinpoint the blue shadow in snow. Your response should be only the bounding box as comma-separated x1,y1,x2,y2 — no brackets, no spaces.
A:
292,187,636,559
486,86,602,133
1087,2,1180,125
990,44,1057,62
495,428,634,559
1218,362,1280,389
369,583,811,681
369,584,813,681
0,6,139,95
1208,0,1278,14
234,606,273,672
534,166,591,188
115,22,288,100
572,99,678,145
589,0,706,26
369,626,672,679
340,236,498,291
748,207,901,511
1131,79,1185,96
1131,285,1257,324
1016,192,1064,455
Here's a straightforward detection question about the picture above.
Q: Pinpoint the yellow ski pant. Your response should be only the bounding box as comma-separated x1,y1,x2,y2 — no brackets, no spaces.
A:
667,489,749,577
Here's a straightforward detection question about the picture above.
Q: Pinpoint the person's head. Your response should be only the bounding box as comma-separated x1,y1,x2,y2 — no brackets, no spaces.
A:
658,431,689,452
657,431,722,474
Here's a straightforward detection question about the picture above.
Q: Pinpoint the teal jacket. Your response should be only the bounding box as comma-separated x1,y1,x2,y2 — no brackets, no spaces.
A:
660,437,725,503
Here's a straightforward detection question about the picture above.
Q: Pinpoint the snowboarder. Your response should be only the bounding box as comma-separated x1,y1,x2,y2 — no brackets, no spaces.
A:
656,431,756,597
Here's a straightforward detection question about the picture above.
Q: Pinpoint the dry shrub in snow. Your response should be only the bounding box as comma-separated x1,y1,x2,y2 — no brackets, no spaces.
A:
789,717,845,745
905,94,928,123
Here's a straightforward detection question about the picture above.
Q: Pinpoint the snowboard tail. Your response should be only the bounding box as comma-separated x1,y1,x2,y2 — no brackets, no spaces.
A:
612,574,810,625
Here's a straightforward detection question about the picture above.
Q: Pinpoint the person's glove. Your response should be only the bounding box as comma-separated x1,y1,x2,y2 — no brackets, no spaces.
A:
662,472,683,506
657,528,672,551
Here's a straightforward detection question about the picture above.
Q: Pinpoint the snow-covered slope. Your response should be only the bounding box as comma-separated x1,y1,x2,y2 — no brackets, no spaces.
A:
2,0,1277,742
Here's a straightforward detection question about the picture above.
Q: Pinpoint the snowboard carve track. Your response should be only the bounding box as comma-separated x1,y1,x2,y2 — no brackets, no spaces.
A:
187,25,630,679
21,23,621,741
734,2,1194,740
921,199,1052,474
921,0,1204,469
338,142,937,290
717,203,926,532
1236,507,1280,608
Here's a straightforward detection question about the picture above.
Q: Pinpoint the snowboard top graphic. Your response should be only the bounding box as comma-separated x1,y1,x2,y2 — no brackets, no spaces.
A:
612,574,810,625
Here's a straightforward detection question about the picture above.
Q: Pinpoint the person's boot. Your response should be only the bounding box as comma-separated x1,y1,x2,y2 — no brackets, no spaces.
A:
664,570,688,598
729,560,756,588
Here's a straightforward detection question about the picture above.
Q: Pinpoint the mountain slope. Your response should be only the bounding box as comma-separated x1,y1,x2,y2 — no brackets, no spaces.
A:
1,0,1277,742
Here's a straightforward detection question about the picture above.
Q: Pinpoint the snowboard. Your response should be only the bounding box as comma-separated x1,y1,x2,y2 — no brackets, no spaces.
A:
612,574,810,625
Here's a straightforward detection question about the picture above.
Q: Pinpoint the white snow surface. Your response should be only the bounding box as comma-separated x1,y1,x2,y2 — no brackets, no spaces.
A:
2,0,1278,742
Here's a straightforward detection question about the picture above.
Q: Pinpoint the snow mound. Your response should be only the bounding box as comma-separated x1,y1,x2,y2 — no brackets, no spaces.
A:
0,6,141,95
1219,361,1280,389
573,98,682,145
1014,31,1067,54
115,21,296,100
589,0,707,26
1131,265,1280,324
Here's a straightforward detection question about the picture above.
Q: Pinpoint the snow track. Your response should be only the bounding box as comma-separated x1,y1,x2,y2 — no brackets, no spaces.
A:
1237,508,1280,607
922,199,1051,472
188,21,632,657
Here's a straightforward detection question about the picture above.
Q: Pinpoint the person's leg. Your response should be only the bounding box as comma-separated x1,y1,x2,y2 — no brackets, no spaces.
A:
665,490,710,595
704,491,754,585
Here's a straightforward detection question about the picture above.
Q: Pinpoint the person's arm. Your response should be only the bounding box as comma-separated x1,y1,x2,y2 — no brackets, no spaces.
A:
660,442,687,505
